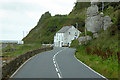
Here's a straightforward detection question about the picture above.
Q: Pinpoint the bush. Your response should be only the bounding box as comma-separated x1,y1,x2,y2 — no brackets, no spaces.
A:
71,39,79,48
79,31,93,37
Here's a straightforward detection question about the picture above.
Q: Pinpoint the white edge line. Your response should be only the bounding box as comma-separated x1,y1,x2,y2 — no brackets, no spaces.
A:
74,55,108,80
10,54,38,78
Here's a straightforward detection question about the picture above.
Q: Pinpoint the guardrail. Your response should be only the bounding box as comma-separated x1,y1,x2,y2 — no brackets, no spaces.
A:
2,47,53,80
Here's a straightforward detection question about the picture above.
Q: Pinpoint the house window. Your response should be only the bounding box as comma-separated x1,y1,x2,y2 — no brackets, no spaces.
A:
75,32,77,36
69,32,70,35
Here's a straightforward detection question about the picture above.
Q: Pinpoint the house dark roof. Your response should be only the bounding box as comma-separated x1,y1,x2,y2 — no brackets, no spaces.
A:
57,26,72,33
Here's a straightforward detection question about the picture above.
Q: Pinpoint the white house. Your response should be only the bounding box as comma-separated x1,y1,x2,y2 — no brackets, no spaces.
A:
54,25,81,47
17,40,24,45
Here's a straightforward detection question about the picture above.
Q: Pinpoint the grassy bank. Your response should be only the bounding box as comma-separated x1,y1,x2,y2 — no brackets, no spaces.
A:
75,45,118,79
71,5,119,79
2,43,42,57
72,23,119,78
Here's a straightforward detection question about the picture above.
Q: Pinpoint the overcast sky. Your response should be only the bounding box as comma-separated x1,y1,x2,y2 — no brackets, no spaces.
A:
0,0,76,40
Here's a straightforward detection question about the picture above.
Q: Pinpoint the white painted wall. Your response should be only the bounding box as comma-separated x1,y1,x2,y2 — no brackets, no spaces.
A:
54,33,64,47
17,41,24,44
54,26,81,47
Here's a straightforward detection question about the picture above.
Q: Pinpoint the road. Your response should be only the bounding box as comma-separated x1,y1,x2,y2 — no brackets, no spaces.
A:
11,47,106,79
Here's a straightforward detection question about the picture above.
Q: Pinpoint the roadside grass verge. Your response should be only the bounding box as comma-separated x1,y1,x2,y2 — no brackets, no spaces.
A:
2,43,42,57
75,45,118,79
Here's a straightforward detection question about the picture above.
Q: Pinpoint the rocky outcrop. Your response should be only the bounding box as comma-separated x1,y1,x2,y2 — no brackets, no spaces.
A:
93,33,99,38
87,5,99,17
86,14,103,33
103,16,112,30
86,4,103,33
85,3,112,33
78,36,92,45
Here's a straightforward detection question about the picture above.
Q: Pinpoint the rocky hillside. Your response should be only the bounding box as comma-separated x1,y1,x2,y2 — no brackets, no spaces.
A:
71,2,120,78
23,2,119,44
23,2,90,44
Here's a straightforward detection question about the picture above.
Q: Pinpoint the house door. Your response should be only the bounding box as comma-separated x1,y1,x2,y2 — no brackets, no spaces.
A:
61,42,63,47
58,41,60,47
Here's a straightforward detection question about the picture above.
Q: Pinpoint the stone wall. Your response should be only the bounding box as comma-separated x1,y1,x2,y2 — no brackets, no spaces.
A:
2,47,53,80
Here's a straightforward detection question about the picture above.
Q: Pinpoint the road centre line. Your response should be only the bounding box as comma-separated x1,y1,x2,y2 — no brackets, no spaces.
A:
55,68,58,72
53,48,66,78
58,73,62,78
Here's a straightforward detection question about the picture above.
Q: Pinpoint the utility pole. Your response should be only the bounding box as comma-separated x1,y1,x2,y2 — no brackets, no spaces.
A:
23,31,24,38
76,22,78,29
85,7,87,45
85,24,87,45
102,1,104,13
76,22,78,39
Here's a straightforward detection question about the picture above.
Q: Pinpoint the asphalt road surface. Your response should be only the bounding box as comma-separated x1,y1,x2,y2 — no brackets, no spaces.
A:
12,47,105,79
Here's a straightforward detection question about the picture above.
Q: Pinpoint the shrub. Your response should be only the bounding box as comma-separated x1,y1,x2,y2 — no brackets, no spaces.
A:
117,52,120,62
86,46,92,54
79,31,93,37
71,39,79,48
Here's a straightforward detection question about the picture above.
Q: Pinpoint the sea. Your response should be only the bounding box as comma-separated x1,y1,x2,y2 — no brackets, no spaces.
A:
0,40,20,43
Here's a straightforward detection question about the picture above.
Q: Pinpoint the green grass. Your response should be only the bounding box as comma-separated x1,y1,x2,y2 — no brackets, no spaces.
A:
75,45,118,78
79,31,93,37
71,39,79,48
2,43,42,57
74,18,119,78
73,7,119,78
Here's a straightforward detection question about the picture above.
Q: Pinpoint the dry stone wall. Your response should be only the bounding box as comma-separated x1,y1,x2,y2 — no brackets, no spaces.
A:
2,47,53,80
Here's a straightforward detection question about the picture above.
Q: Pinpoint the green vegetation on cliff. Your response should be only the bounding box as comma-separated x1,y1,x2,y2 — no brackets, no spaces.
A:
73,2,120,79
23,2,90,44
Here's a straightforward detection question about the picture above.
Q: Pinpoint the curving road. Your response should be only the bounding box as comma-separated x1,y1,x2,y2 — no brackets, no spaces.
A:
11,47,106,79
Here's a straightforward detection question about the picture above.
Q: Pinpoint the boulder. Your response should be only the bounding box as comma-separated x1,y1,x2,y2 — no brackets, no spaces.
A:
78,36,92,45
93,33,99,38
86,14,103,33
87,5,99,17
103,16,112,30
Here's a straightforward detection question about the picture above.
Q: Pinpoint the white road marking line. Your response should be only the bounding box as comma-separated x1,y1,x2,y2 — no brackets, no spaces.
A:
10,54,38,78
53,61,56,64
57,73,62,78
54,64,57,67
55,68,58,72
53,48,66,78
74,55,108,80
